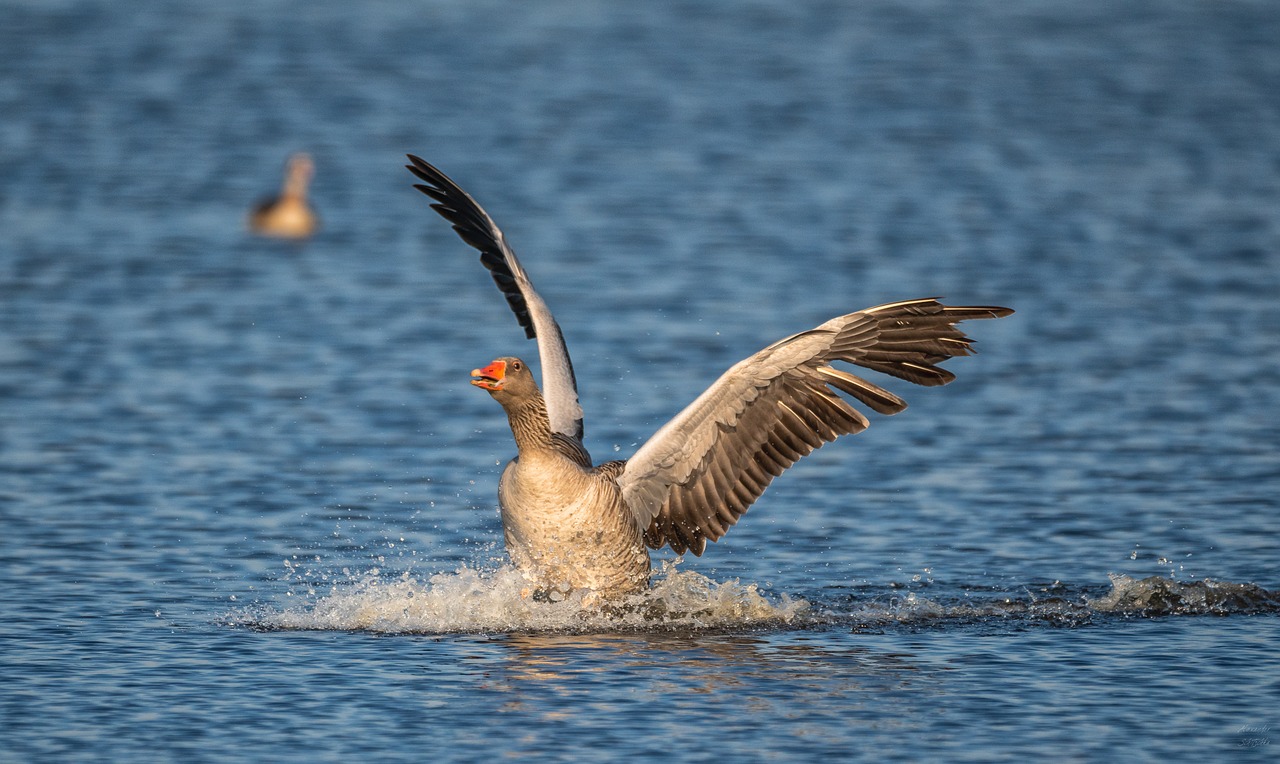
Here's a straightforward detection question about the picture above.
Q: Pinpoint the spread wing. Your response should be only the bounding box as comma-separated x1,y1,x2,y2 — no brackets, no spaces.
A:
407,155,584,440
620,298,1012,555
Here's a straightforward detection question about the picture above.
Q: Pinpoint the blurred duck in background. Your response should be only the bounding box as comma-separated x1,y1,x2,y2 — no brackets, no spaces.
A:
248,152,318,238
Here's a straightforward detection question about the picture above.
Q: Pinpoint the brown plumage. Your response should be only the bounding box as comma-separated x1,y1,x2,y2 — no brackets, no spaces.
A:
249,153,318,239
411,155,1012,598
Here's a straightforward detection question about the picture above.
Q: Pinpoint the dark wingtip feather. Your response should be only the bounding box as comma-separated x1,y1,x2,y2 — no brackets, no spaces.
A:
406,155,437,184
945,305,1014,319
405,156,540,340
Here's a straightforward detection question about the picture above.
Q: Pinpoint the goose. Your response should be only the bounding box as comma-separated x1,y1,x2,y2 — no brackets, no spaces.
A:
249,153,318,239
406,155,1012,599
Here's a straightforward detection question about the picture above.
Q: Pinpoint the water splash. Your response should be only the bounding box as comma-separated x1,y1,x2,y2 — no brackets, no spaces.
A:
234,568,1279,635
1088,574,1280,616
241,560,808,635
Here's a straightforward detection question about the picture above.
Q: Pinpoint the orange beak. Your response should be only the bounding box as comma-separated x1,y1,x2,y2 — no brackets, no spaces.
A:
470,359,506,391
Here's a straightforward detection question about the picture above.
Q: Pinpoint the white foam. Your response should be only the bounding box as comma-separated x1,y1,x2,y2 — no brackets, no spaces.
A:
242,560,810,634
233,568,1279,635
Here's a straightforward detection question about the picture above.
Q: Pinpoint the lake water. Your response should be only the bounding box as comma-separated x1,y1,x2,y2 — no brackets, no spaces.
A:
2,0,1279,761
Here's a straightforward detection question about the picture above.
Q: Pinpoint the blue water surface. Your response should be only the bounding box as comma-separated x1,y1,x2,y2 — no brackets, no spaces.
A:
2,1,1279,761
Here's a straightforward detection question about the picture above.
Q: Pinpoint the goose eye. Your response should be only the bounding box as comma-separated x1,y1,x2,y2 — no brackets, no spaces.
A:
512,361,522,370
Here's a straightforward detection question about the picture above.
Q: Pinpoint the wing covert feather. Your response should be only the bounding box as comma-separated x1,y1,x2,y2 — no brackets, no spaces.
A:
621,298,1010,555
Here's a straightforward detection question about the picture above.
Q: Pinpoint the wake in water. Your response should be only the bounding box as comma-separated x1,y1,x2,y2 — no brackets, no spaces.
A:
1087,574,1280,616
234,563,1280,635
829,574,1280,632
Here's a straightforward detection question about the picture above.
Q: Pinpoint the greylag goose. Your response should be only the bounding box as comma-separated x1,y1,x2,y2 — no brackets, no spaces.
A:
249,153,318,239
407,155,1012,599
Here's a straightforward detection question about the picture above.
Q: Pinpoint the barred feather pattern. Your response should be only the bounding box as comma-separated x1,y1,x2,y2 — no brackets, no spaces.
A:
626,299,1012,555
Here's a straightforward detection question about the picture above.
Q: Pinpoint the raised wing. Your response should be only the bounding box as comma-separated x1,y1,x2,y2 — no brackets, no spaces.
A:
407,155,584,440
620,298,1012,555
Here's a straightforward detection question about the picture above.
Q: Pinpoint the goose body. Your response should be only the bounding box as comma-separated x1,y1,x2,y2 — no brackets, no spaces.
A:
408,155,1012,598
471,357,649,597
249,153,318,239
